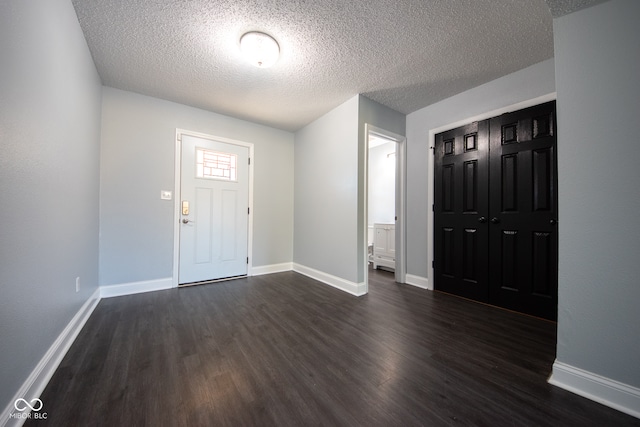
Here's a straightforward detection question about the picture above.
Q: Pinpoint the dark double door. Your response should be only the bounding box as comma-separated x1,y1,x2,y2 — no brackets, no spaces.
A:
434,101,557,320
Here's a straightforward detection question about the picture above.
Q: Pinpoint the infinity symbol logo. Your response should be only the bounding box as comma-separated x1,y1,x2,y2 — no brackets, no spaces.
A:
14,398,43,412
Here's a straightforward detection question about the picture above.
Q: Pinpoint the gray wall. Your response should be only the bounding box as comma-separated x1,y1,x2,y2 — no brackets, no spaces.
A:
293,95,405,285
294,96,360,282
554,0,640,387
0,0,102,410
100,88,294,286
405,59,556,279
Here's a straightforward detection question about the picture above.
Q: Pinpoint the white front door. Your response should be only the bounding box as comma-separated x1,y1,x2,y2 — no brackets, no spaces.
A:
179,134,249,284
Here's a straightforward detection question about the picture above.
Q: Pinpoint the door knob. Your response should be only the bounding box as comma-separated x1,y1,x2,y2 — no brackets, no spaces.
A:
550,219,557,225
182,218,195,224
490,217,500,224
478,216,487,223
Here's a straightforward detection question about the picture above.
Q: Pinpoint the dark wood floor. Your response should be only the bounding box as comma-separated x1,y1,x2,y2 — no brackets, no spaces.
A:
28,268,639,426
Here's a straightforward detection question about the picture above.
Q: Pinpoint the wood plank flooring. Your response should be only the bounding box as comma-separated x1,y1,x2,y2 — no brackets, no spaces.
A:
27,268,639,426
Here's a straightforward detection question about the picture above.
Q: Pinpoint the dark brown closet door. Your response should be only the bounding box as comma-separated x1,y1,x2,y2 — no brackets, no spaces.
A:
434,120,490,302
488,101,558,320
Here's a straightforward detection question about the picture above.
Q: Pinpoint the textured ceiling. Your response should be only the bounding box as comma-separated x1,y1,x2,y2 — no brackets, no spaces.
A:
544,0,609,17
72,0,559,131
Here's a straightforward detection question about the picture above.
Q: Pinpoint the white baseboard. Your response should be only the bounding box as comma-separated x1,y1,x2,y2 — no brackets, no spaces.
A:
251,262,293,276
1,288,101,427
406,274,430,290
549,360,640,419
293,263,367,296
100,277,173,298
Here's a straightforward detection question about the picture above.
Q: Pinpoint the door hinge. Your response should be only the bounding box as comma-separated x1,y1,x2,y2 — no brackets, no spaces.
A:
246,257,249,264
432,204,435,212
248,157,251,165
248,207,250,214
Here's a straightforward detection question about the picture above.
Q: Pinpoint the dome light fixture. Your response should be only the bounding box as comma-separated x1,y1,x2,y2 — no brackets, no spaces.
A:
239,31,280,68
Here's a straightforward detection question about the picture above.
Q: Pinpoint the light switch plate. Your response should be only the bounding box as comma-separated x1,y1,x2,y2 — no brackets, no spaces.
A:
161,190,172,200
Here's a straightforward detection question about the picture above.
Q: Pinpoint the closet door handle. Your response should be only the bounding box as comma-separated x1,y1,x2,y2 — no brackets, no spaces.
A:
490,217,500,224
478,216,487,223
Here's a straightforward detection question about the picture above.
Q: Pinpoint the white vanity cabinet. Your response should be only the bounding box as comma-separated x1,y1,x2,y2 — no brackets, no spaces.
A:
373,223,395,270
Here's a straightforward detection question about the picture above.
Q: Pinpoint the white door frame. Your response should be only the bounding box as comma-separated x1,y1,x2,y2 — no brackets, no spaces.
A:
364,124,407,288
172,128,254,288
426,93,556,291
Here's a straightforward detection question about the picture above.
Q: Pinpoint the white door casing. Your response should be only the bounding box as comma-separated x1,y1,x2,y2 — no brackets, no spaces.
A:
175,131,253,285
364,124,407,289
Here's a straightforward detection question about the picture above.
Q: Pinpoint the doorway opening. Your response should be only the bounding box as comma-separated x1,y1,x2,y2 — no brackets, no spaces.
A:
364,125,406,290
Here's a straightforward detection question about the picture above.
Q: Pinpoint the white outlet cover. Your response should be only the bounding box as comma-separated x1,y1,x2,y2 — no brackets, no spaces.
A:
161,190,173,200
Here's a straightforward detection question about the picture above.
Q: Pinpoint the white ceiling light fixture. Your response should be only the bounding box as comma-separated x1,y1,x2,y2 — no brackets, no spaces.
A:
239,31,280,68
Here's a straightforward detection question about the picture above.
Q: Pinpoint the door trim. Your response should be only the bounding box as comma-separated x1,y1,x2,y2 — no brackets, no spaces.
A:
172,129,254,288
364,124,407,289
426,93,556,291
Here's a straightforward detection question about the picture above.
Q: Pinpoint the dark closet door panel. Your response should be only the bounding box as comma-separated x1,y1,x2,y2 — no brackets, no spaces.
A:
532,231,554,297
532,148,552,212
463,160,479,212
488,101,558,320
463,228,479,281
434,120,489,302
442,164,455,212
500,230,519,291
442,228,455,276
501,154,519,212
